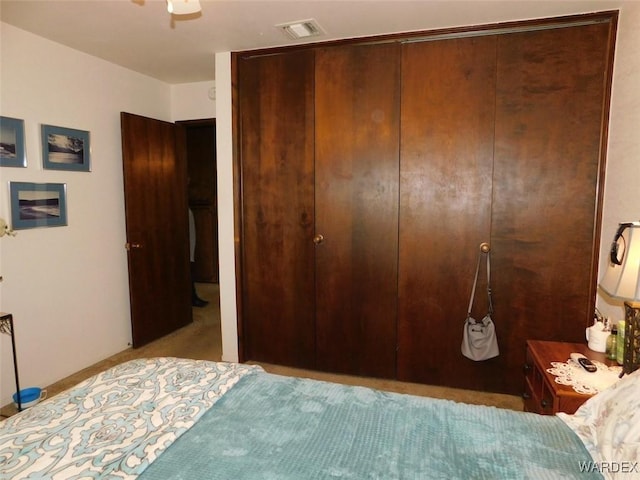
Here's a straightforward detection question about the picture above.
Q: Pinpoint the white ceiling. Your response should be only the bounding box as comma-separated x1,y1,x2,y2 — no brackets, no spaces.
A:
0,0,624,84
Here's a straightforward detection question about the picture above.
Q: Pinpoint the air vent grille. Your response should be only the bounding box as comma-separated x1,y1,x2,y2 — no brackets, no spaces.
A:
276,19,325,39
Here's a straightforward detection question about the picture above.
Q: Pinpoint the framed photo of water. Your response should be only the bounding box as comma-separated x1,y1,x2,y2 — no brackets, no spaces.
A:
0,116,27,168
9,182,68,229
41,124,90,172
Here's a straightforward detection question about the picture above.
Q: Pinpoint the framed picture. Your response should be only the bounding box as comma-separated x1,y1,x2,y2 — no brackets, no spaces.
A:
42,124,90,172
0,116,27,168
9,182,68,229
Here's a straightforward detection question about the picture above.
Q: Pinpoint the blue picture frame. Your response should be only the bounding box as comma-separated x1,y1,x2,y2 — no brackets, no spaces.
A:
9,182,68,230
42,124,90,172
0,116,27,168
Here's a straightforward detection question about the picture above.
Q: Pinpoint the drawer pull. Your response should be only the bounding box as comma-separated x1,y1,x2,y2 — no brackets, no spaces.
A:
523,364,532,373
541,399,550,408
522,392,531,400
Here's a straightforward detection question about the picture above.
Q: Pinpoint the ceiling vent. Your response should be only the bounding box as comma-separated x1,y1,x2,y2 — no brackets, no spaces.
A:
276,19,325,40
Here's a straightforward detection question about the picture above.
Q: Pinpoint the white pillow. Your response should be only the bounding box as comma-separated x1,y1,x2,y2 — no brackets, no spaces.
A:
557,368,640,480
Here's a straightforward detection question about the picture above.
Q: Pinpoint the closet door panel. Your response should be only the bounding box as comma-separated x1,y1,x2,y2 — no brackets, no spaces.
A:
491,23,613,393
239,52,316,368
397,37,497,387
315,44,400,378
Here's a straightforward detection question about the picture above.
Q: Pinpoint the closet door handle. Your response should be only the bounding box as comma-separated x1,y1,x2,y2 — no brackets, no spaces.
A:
313,234,324,245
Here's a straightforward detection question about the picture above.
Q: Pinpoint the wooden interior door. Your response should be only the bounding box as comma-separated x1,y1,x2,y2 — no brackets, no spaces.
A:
489,22,614,393
239,51,316,368
121,112,192,347
397,36,497,388
314,43,400,378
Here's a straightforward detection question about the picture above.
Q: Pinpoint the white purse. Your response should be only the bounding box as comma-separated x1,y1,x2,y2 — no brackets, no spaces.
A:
461,248,499,361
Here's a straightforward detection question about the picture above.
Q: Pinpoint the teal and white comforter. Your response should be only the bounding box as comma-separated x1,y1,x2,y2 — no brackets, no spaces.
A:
141,371,602,480
0,358,260,479
0,358,601,480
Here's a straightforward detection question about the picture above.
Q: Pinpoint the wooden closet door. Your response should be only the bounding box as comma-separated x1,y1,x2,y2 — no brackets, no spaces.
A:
239,51,316,368
315,43,400,378
397,36,497,388
490,22,614,394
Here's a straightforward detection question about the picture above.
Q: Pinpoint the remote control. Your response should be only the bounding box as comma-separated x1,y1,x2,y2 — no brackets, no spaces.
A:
570,353,597,373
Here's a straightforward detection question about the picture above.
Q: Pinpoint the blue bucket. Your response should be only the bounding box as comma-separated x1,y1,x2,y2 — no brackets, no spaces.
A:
13,387,45,409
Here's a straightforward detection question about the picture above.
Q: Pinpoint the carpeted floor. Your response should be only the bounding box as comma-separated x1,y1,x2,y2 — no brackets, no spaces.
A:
1,283,523,417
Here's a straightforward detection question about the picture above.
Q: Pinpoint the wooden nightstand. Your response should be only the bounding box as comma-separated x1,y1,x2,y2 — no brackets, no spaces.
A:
523,340,618,415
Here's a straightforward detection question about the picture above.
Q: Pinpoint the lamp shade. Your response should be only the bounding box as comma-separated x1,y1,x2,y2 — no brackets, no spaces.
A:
600,222,640,302
167,0,201,15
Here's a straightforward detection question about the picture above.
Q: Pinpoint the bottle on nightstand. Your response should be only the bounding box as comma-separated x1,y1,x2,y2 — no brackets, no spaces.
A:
606,325,617,360
616,320,625,365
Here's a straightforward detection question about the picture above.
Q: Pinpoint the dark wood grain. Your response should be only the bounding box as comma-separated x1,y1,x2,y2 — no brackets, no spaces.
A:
314,43,400,378
397,36,497,388
239,51,317,368
121,112,192,347
233,13,617,395
190,205,218,283
490,22,613,393
183,120,218,283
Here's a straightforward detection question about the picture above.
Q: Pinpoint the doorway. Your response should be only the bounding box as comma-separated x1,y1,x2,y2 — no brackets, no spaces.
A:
180,119,219,284
121,114,220,350
182,119,222,359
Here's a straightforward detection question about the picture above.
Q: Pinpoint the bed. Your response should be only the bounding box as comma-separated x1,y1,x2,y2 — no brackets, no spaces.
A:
1,357,638,480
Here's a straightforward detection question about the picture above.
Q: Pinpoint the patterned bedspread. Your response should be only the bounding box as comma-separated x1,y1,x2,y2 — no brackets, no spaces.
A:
0,358,261,480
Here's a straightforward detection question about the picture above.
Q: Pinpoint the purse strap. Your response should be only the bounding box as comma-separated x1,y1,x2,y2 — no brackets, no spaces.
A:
467,250,493,317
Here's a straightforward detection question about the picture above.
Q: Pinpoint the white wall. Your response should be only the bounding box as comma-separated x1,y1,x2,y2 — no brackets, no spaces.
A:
214,53,238,362
215,5,640,361
596,2,640,324
171,81,216,121
0,23,173,405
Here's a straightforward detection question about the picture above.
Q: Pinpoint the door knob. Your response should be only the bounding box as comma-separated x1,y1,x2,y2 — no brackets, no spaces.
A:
125,242,142,250
313,234,324,245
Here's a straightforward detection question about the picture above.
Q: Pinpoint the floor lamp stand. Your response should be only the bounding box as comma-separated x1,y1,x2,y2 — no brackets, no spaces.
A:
0,312,21,411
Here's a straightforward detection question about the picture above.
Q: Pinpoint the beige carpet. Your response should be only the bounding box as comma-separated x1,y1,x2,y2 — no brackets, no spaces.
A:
1,283,523,417
255,363,524,411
